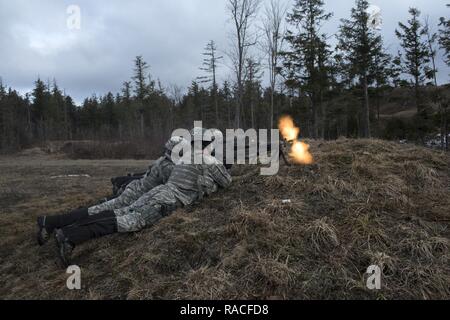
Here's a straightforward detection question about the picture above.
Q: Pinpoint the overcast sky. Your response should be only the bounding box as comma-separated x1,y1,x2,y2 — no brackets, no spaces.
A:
0,0,449,104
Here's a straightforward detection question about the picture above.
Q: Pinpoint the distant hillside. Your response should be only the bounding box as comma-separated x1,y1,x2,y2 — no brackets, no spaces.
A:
378,84,450,119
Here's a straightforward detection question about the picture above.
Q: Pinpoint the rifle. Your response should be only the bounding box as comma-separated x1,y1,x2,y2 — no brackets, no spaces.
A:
111,172,147,196
223,139,291,169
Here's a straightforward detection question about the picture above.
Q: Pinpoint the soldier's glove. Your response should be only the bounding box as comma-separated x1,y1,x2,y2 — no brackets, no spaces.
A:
197,175,218,200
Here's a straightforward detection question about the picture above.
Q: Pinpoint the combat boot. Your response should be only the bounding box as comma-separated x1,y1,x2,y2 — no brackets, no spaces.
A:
54,229,75,267
37,208,89,246
54,210,118,267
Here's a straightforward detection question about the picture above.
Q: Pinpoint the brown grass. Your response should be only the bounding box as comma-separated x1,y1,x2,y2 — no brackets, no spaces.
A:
0,138,449,299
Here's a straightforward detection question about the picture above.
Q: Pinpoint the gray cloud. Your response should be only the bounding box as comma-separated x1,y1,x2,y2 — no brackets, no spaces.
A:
0,0,448,104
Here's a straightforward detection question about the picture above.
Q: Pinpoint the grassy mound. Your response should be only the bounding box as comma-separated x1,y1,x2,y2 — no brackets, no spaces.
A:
1,139,449,299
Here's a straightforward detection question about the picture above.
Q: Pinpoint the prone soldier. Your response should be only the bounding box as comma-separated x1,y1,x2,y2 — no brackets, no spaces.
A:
36,129,232,267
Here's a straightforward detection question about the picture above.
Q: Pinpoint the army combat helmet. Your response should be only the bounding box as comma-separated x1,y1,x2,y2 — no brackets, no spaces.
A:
165,136,184,152
164,136,188,160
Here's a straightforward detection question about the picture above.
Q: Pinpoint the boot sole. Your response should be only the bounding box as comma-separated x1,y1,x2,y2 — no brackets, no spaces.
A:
36,217,50,246
54,230,72,268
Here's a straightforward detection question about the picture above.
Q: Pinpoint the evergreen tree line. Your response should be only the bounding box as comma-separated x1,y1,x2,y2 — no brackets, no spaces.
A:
0,0,449,153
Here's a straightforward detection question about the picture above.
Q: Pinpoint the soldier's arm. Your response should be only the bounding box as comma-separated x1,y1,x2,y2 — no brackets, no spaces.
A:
208,164,233,189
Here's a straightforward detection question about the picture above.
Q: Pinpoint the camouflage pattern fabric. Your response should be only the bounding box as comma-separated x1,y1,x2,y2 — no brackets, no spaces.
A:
88,136,186,215
114,159,232,233
88,134,232,233
88,156,175,215
113,184,179,232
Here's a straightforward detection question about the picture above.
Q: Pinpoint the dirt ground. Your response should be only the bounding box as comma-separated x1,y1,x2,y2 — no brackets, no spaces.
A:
0,139,449,300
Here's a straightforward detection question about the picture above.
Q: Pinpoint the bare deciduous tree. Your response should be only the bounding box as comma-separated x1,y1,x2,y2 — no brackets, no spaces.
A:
244,57,262,128
197,40,223,126
262,0,287,129
227,0,261,129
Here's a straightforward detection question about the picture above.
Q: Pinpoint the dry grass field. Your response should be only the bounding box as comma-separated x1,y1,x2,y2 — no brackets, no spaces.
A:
0,139,449,299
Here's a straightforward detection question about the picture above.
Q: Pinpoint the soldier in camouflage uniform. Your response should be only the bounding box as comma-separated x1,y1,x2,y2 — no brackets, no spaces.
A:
36,137,183,248
36,129,232,267
87,136,184,215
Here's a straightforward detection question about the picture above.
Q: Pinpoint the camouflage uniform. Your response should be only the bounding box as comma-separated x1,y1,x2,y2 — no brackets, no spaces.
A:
112,152,232,233
88,133,232,233
47,129,233,267
88,137,184,215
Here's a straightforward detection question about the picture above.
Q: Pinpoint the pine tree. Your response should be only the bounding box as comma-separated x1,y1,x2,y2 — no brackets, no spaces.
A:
369,41,392,121
0,78,5,149
283,0,332,138
391,53,403,88
132,56,149,101
50,79,66,138
132,56,150,137
32,78,49,140
0,77,4,98
423,16,438,86
221,81,233,127
395,8,430,111
438,15,450,69
121,81,132,103
316,34,333,138
438,6,449,150
337,0,382,138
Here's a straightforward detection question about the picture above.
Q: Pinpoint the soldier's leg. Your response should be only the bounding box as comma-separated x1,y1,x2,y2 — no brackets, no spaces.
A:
54,204,171,267
88,158,174,215
88,177,156,215
114,186,180,233
115,207,162,233
53,186,179,266
36,176,146,243
36,177,141,246
37,207,89,246
54,210,118,267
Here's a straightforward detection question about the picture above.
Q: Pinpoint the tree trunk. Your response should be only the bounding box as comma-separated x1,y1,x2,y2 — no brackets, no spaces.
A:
140,110,144,138
376,84,381,122
361,75,371,138
250,93,255,129
270,89,274,129
311,95,318,139
235,98,241,129
445,106,449,151
228,102,232,128
214,93,219,128
319,89,325,139
415,75,420,113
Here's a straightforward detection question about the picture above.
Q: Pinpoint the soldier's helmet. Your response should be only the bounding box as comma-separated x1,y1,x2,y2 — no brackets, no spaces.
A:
165,136,184,152
208,128,223,142
164,136,190,162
